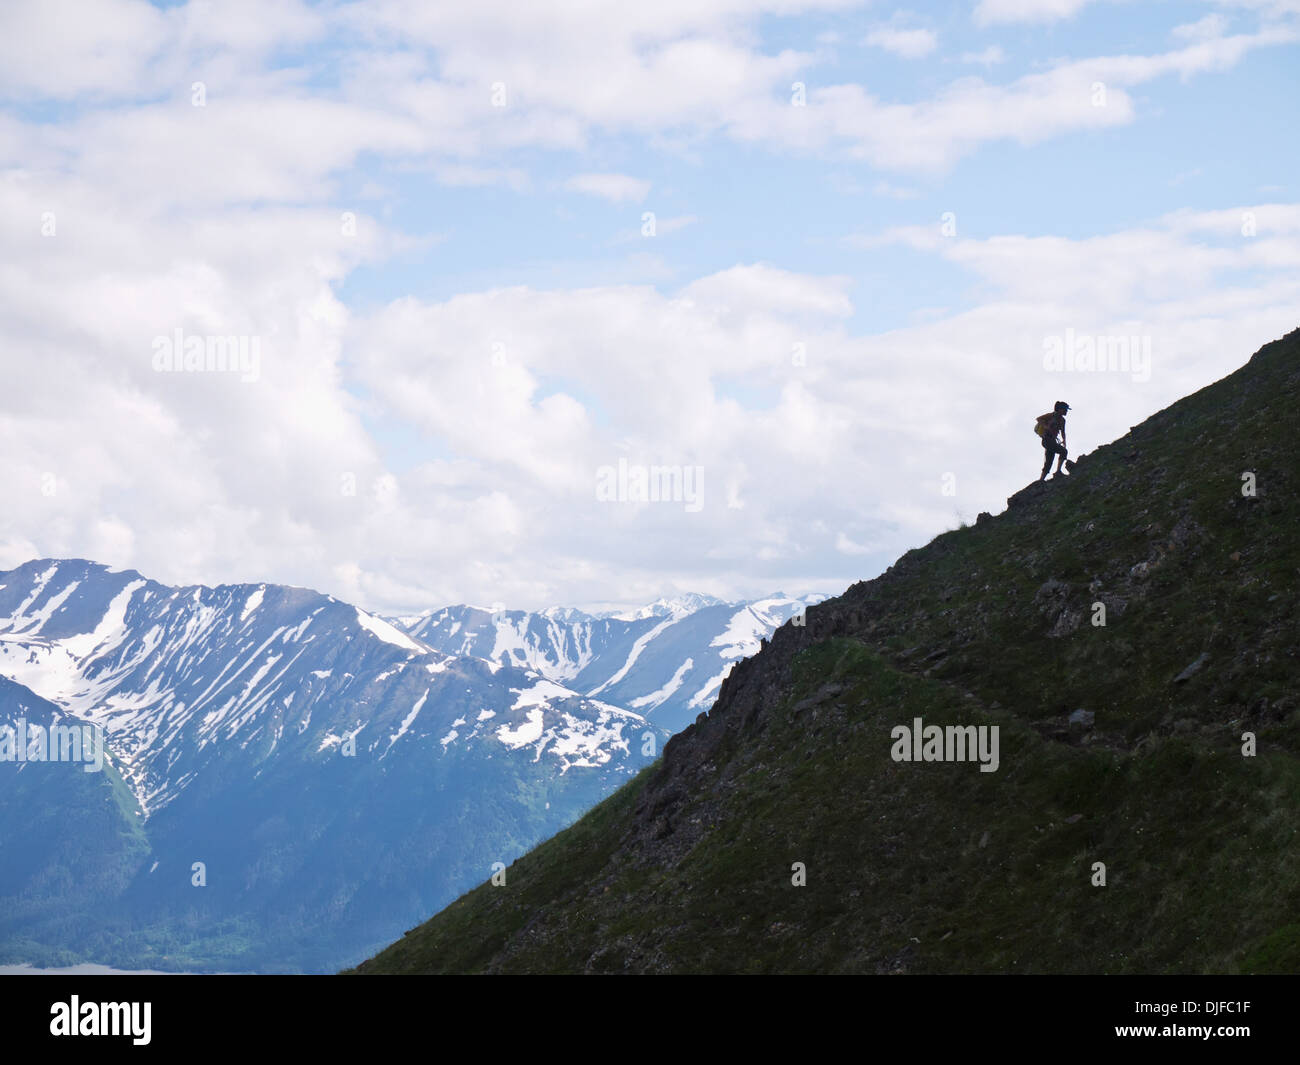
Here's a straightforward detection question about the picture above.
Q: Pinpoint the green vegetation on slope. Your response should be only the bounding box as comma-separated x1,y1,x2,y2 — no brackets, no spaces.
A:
354,328,1300,974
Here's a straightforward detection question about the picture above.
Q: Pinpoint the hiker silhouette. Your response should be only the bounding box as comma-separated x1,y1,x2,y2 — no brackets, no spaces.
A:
1035,401,1071,481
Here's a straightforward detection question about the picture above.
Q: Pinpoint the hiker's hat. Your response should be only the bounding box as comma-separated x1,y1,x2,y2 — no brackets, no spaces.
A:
1055,401,1071,412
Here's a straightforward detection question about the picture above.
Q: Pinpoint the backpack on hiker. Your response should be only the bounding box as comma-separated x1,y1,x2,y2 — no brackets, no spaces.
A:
1034,412,1055,437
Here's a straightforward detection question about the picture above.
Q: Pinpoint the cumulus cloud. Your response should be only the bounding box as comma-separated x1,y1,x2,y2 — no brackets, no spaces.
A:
4,181,1297,613
2,0,1286,184
788,27,1293,171
1173,14,1231,41
2,0,1297,613
974,0,1098,25
0,0,322,100
863,27,938,59
564,173,652,203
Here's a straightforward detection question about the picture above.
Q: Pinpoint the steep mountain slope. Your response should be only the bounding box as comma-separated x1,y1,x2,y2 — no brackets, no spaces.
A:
0,562,665,972
0,676,149,966
394,594,822,733
356,327,1300,975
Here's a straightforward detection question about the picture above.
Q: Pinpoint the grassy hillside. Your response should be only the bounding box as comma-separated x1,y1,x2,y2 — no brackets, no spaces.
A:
353,328,1300,975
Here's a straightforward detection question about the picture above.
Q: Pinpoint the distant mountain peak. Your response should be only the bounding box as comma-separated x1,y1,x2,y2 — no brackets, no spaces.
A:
601,592,731,621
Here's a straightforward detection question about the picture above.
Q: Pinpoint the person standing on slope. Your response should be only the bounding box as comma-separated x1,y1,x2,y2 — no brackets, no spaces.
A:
1037,401,1071,481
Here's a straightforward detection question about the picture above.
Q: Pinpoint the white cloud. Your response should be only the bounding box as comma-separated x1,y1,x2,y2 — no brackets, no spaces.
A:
564,173,652,203
835,532,875,555
2,0,1297,613
864,26,938,58
974,0,1098,25
0,0,169,99
4,174,1296,613
961,45,1006,65
1173,13,1230,40
0,0,1287,195
776,28,1296,172
682,263,853,318
0,0,323,100
655,214,700,235
1161,202,1300,235
1213,0,1300,15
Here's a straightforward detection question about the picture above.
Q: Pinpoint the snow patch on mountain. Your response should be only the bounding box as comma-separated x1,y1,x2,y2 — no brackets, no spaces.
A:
497,707,546,748
388,690,429,749
64,579,144,659
710,605,771,658
6,562,60,628
511,678,577,710
587,616,678,696
494,699,645,772
688,663,735,709
547,711,635,769
11,577,80,634
630,658,694,710
0,638,84,703
241,587,265,622
355,608,427,654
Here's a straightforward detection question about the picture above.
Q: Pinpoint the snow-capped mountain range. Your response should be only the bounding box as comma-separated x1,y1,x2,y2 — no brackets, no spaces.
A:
0,559,657,816
391,591,821,734
0,558,820,972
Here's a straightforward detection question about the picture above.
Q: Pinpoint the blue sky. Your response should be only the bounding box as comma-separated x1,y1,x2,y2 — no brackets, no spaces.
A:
330,0,1299,349
1,0,1297,612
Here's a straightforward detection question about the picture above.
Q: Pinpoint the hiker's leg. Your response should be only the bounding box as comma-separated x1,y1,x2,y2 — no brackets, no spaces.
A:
1056,444,1068,471
1040,444,1054,480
